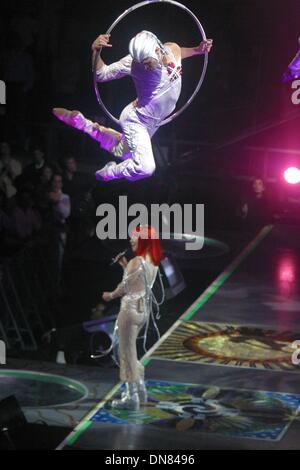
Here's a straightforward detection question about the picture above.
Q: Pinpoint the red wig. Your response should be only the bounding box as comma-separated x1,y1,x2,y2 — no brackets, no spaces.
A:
132,225,163,266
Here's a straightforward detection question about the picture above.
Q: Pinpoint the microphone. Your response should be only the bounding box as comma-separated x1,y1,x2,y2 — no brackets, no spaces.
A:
110,249,128,266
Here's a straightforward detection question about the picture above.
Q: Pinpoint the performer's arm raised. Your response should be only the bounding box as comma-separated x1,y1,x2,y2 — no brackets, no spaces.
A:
92,34,112,69
92,33,132,83
180,39,213,60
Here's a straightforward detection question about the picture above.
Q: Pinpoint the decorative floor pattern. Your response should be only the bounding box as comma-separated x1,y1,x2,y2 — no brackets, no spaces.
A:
152,322,300,372
92,380,300,442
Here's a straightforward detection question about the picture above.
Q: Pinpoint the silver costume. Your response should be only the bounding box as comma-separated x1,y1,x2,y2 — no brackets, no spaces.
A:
95,50,182,182
112,256,158,384
107,255,163,411
90,254,163,410
72,48,182,182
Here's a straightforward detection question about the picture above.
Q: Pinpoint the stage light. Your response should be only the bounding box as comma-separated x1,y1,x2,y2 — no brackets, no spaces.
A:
284,167,300,185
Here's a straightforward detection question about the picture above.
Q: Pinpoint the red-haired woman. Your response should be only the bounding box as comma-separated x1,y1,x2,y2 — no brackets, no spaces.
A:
102,225,163,411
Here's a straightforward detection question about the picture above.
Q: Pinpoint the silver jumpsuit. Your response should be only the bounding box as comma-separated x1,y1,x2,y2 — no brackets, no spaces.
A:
93,50,182,181
112,256,158,383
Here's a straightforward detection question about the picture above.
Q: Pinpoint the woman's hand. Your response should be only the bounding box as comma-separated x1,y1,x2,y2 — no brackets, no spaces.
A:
118,256,128,270
196,39,213,55
102,292,113,302
92,34,112,53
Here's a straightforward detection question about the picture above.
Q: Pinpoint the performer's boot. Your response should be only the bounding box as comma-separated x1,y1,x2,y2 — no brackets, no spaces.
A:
112,382,140,411
137,378,148,404
53,108,86,130
95,162,119,182
95,159,151,183
121,379,147,403
52,108,122,152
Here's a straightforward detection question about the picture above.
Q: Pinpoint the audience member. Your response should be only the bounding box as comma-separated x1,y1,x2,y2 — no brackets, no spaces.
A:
11,190,41,240
49,173,71,276
21,143,48,190
0,141,22,200
237,177,273,229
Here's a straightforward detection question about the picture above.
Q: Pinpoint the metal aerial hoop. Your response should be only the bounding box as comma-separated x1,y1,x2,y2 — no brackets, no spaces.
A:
93,0,209,127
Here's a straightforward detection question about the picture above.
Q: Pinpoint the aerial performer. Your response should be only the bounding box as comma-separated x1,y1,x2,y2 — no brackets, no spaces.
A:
53,27,212,183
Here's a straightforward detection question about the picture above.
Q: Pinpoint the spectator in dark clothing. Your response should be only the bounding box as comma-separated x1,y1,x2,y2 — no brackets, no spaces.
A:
48,173,71,278
20,144,47,191
12,190,41,240
237,178,273,230
0,141,22,200
35,164,55,220
62,156,94,208
62,156,95,248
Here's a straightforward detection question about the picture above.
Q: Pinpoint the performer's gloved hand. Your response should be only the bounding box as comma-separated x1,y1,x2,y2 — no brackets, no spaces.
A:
92,34,112,53
196,39,213,55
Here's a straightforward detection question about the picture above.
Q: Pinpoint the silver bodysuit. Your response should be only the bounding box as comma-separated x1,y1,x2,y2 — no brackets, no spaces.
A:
95,49,182,181
112,256,158,383
96,51,182,124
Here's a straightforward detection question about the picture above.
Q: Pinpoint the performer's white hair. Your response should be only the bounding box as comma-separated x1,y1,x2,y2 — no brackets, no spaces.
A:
129,30,165,63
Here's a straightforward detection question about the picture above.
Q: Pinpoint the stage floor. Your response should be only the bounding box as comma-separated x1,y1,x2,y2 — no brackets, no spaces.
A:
57,224,300,449
3,224,300,450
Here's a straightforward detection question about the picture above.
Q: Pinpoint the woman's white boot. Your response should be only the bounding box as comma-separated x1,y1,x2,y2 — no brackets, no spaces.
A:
112,382,140,411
